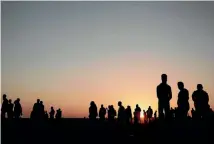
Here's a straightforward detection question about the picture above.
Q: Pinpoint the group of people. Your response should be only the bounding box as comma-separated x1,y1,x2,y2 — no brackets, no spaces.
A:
30,99,62,120
1,95,63,120
88,74,213,124
89,100,155,124
1,94,22,119
1,74,213,123
157,74,212,121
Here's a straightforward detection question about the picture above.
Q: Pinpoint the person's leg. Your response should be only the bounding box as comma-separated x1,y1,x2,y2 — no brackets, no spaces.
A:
158,100,164,120
164,102,170,120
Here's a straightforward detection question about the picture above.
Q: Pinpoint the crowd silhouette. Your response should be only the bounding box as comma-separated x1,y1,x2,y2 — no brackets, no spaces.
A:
1,74,214,124
87,74,213,124
1,74,214,144
1,97,62,120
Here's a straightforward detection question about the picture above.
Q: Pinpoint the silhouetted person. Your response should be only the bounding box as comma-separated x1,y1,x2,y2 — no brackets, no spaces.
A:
134,104,141,124
108,105,116,123
89,101,98,121
32,99,41,120
154,111,157,120
157,74,172,120
1,94,8,119
55,108,62,119
8,99,14,119
49,107,55,119
147,106,153,123
99,104,106,122
177,82,189,120
40,101,45,119
14,98,22,119
125,105,132,124
118,101,125,124
192,84,210,119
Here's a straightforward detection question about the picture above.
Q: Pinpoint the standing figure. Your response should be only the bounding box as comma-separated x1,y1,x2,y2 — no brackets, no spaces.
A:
134,104,141,124
99,104,106,122
192,84,210,119
177,82,189,120
157,74,172,120
117,101,125,124
89,101,98,121
125,105,132,124
55,108,62,119
147,106,153,123
49,107,55,119
1,94,8,119
8,99,14,119
14,98,22,119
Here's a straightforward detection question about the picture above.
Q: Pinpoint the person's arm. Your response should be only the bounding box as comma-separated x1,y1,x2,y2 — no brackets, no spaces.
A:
169,86,172,100
157,86,160,99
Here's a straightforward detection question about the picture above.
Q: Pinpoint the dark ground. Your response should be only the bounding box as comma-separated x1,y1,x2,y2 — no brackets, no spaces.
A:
2,118,214,144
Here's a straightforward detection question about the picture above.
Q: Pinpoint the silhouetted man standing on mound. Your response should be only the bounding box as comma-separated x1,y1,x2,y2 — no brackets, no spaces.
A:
157,74,172,120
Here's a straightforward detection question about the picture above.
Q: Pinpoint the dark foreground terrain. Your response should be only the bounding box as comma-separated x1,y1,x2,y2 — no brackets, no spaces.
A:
2,118,214,144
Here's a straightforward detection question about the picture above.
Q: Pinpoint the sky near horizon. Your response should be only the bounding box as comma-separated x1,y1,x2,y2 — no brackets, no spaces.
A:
1,2,214,118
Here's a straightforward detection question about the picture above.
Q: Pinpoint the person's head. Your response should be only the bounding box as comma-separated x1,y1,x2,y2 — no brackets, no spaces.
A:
118,101,122,106
177,81,184,90
197,84,203,91
16,98,20,103
9,99,12,103
90,101,95,106
51,106,54,109
161,74,167,83
136,104,139,108
149,106,151,109
127,105,130,109
37,99,40,103
40,101,43,104
3,94,7,100
101,104,104,108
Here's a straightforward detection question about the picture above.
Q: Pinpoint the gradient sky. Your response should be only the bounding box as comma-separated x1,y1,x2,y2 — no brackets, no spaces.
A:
1,2,214,118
